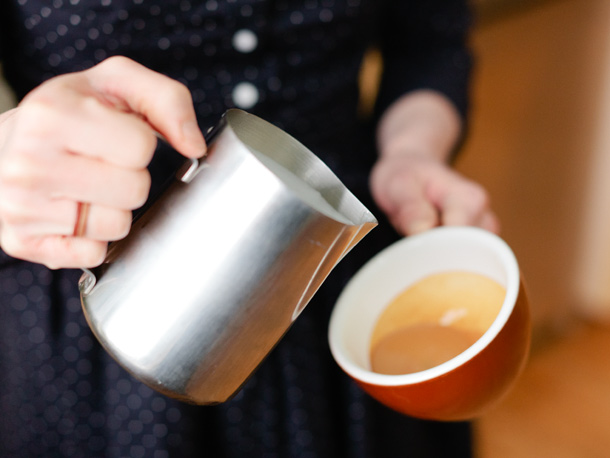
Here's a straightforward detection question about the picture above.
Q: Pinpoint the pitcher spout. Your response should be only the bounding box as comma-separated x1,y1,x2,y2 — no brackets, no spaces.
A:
340,219,378,260
319,182,378,259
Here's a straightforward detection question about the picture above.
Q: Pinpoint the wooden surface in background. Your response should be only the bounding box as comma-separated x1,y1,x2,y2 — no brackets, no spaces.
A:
475,320,610,458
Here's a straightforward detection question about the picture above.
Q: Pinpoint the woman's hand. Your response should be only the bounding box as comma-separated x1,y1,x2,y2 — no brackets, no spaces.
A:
0,56,206,269
370,152,499,236
371,89,499,236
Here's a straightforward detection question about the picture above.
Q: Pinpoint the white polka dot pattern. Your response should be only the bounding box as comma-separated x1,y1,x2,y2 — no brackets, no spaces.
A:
231,81,259,108
232,28,258,53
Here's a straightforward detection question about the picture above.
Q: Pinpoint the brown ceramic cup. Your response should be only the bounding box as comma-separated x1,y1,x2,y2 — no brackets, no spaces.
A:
328,226,531,421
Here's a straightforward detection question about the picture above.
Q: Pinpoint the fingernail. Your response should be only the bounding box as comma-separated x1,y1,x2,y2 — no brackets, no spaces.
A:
182,120,207,156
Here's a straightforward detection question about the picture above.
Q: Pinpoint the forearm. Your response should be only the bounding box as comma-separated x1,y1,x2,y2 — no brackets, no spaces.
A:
371,89,498,236
376,89,463,163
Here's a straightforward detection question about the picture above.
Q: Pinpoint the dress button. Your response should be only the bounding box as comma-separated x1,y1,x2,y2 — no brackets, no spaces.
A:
232,29,258,53
232,82,259,109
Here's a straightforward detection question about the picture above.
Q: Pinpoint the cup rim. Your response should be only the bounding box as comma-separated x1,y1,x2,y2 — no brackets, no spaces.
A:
328,226,520,386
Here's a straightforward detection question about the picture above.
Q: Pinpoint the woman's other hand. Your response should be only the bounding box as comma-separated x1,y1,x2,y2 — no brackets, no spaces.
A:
370,152,499,236
371,89,499,237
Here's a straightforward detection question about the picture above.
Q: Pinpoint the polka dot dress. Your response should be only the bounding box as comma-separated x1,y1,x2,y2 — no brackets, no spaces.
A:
0,1,474,457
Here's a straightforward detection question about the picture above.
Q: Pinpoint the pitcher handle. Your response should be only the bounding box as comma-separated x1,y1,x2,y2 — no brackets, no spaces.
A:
173,113,228,184
79,268,97,296
176,157,202,183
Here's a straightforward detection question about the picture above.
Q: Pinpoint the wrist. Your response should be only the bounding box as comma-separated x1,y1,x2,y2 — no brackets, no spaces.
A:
376,90,462,163
379,136,453,163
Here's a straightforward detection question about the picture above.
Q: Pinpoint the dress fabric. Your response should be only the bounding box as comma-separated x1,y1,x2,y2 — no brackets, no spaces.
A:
0,1,473,457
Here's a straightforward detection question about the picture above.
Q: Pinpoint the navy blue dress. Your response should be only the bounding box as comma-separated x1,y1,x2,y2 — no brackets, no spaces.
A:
0,1,474,456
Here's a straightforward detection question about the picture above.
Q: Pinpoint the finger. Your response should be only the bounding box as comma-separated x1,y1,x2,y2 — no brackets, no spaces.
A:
64,99,159,169
389,181,440,236
440,181,491,227
479,211,501,234
0,229,108,269
3,197,132,241
396,203,438,235
6,149,152,210
47,155,151,209
19,80,158,170
75,204,132,241
84,56,206,159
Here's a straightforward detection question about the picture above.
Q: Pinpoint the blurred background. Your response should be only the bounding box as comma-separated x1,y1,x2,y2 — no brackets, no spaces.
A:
462,0,610,456
2,0,610,455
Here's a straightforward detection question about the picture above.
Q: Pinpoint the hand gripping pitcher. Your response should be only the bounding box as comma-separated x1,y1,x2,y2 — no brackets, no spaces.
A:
78,109,377,404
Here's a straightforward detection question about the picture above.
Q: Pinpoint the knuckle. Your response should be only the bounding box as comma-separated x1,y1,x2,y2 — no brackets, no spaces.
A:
0,206,28,227
157,79,193,109
128,130,157,168
0,236,17,258
104,211,132,240
11,100,59,142
44,260,62,270
82,243,108,268
126,170,151,209
167,78,192,99
461,182,490,209
97,55,132,72
77,92,105,115
19,97,50,120
0,188,32,226
472,188,490,210
0,232,31,262
50,242,107,269
20,83,57,106
0,155,41,190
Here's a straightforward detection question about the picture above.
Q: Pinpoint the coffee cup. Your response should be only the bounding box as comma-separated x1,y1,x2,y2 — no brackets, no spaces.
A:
328,226,531,421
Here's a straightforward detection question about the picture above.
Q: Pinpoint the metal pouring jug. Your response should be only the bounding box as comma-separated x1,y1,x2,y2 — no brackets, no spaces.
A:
78,109,377,404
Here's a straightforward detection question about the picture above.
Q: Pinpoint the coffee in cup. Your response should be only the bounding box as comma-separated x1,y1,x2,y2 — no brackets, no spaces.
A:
370,270,505,375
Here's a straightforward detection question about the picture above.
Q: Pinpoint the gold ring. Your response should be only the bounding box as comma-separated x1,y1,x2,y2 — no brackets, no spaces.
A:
73,202,90,237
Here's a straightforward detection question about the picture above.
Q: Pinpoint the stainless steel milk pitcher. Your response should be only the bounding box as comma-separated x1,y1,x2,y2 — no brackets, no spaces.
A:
78,109,377,404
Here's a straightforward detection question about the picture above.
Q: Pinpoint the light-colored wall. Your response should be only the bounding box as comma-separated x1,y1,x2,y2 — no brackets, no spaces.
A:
458,0,610,329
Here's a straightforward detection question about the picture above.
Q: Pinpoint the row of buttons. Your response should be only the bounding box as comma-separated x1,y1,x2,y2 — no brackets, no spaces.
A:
231,28,259,109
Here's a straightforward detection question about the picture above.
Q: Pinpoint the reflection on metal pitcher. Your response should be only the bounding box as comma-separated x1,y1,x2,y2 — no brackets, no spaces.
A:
79,109,377,405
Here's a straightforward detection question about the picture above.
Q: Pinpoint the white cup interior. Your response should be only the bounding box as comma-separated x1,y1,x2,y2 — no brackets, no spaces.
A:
328,226,520,386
